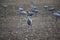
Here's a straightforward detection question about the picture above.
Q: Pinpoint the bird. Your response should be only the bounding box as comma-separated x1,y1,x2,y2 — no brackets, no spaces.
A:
31,6,40,13
20,11,27,15
19,7,24,11
18,7,27,15
27,11,34,16
53,12,60,17
43,5,49,9
32,9,39,13
30,5,38,9
48,7,55,11
27,16,32,25
2,4,8,9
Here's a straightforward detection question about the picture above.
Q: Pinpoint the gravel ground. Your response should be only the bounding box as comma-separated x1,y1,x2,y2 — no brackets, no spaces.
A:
0,0,60,40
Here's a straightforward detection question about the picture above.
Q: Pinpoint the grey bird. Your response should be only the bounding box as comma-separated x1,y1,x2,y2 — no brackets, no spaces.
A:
31,6,40,13
53,11,60,17
48,7,55,11
19,7,24,11
2,4,8,10
27,11,34,16
27,16,32,25
20,11,27,15
19,7,27,15
43,5,49,9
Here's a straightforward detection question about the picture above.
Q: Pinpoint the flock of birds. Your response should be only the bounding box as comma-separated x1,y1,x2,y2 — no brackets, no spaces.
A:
43,5,60,17
18,5,40,26
1,4,60,26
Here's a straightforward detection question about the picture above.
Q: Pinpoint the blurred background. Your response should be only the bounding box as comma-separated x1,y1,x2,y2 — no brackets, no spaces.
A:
0,0,60,40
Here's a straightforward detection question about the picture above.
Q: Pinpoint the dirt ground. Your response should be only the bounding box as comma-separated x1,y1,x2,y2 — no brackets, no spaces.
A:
0,0,60,40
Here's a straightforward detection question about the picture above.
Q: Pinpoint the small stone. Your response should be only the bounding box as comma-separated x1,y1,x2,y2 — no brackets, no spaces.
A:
15,32,18,34
25,35,28,37
1,15,4,17
26,30,29,32
25,38,28,40
33,39,35,40
8,38,10,40
0,36,3,38
30,34,33,36
11,32,13,34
